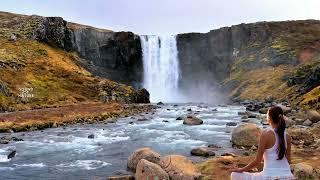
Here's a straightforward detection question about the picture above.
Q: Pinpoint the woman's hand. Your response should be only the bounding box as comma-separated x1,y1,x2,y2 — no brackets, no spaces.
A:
229,168,244,173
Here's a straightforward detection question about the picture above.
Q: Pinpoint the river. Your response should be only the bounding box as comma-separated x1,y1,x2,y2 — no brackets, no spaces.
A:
0,103,248,180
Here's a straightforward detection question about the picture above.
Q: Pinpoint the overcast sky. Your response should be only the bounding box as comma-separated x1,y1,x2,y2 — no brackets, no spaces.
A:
1,0,319,35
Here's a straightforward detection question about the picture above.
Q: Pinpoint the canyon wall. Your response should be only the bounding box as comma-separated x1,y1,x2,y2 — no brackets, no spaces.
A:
1,14,143,88
176,20,320,107
2,11,319,107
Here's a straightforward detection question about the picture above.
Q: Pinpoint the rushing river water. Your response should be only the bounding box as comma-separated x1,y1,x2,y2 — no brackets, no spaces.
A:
0,104,247,180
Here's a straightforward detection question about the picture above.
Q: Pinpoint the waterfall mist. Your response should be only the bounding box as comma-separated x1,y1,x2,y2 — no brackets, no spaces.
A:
140,35,226,104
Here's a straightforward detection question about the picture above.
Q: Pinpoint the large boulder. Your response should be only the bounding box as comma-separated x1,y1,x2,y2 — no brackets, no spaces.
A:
287,128,315,146
127,147,161,172
134,88,150,103
135,159,170,180
159,155,201,180
231,123,261,147
307,110,320,123
190,147,215,157
183,116,203,125
291,163,319,179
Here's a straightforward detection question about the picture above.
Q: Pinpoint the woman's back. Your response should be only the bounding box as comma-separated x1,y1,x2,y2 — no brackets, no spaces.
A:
262,128,292,177
231,106,294,179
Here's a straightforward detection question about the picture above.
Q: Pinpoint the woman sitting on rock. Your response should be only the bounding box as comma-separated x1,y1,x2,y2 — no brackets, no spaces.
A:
230,106,294,179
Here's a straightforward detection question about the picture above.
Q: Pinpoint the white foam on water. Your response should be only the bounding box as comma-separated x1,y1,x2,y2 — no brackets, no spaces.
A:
15,163,46,168
22,131,130,155
152,131,206,145
0,155,11,163
56,160,111,170
0,148,13,163
0,167,14,171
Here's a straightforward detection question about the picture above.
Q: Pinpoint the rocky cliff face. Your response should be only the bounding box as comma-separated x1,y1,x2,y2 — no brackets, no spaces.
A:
67,24,143,87
0,12,143,87
39,18,143,87
177,20,320,108
0,12,149,112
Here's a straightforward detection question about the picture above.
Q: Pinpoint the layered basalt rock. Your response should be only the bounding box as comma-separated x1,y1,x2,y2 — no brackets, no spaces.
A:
0,12,143,87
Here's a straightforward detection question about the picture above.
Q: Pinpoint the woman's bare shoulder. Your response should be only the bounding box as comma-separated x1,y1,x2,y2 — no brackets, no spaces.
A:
261,129,274,138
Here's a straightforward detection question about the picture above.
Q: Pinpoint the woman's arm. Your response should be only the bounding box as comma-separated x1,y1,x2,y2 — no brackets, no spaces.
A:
285,134,292,164
230,131,267,173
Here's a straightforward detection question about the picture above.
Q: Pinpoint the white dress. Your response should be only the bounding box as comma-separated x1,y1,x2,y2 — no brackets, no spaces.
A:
231,129,294,180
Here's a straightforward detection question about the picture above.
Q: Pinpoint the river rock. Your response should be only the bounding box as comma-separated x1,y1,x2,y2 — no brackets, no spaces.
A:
176,116,183,120
221,152,237,157
303,119,313,126
312,121,320,128
226,122,237,126
238,111,257,118
137,118,148,121
190,147,215,157
127,147,161,172
159,155,201,180
208,144,221,148
183,116,203,125
258,107,268,114
248,114,257,118
162,120,169,123
241,115,248,119
7,150,16,159
187,108,192,112
135,159,170,180
88,134,95,139
291,163,316,179
241,119,250,122
287,128,314,146
157,102,164,105
3,136,23,141
307,110,320,123
245,103,261,112
293,118,305,125
231,123,261,147
238,111,247,116
0,140,9,144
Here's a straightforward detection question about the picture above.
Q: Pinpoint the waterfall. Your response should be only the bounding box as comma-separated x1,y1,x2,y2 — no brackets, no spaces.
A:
140,35,180,103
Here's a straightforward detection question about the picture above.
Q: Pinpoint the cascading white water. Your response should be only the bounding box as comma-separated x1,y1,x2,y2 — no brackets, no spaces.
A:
140,35,180,102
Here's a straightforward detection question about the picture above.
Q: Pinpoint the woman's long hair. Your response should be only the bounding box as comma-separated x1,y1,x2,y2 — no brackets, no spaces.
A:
268,106,286,160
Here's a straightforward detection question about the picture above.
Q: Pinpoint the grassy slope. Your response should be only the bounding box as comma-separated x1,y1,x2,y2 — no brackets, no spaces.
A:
0,12,147,131
225,21,320,110
0,37,138,111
